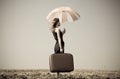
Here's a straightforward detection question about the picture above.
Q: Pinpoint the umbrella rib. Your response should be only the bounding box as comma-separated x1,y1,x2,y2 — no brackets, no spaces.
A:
71,9,80,17
67,11,78,21
62,11,67,23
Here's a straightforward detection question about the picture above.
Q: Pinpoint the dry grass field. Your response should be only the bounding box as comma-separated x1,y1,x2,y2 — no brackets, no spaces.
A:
0,69,120,79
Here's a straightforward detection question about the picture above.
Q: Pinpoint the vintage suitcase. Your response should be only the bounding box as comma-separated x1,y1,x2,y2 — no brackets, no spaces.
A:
49,53,74,72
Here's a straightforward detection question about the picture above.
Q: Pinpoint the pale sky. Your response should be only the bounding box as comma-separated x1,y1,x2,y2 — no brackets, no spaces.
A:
0,0,120,70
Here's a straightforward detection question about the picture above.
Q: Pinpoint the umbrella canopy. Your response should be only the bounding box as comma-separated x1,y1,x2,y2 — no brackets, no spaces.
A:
46,6,80,23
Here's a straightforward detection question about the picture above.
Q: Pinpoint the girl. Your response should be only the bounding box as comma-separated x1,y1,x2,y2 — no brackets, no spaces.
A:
50,18,66,54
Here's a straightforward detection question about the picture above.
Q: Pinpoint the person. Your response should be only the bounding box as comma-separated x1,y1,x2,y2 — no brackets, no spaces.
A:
50,18,66,54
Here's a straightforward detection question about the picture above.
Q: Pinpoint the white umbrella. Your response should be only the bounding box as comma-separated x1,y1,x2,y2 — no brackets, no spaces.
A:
46,6,80,23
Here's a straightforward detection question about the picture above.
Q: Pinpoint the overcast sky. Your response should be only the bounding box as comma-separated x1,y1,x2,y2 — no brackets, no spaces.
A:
0,0,120,70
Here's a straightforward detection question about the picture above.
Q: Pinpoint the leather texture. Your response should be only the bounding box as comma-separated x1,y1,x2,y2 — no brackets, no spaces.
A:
49,53,74,72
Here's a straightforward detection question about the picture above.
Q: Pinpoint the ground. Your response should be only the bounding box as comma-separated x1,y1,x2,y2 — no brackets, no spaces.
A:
0,69,120,79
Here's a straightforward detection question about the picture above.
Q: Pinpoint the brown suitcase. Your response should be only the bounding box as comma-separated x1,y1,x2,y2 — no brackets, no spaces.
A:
49,53,74,72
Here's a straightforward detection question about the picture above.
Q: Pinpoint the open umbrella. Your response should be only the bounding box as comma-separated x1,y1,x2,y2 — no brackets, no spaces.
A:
46,6,80,23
